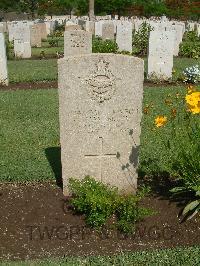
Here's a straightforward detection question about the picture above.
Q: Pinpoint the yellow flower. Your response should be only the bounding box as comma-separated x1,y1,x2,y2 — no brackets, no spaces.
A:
185,91,200,114
155,116,167,127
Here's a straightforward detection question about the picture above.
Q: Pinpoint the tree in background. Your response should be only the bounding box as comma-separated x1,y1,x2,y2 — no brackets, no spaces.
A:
0,0,20,12
89,0,95,20
0,0,199,20
19,0,39,19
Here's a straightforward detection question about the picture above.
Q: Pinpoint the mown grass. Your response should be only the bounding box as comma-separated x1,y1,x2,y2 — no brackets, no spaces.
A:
8,59,58,83
7,57,198,83
1,85,200,182
1,246,200,265
0,89,59,182
31,46,63,57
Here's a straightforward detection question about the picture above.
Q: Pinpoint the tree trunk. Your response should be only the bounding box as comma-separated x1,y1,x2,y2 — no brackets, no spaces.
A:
89,0,95,21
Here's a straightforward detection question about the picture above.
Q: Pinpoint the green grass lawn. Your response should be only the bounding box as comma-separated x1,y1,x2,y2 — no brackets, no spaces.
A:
8,59,58,83
31,46,63,58
1,85,199,183
7,57,198,84
1,246,200,265
0,89,59,182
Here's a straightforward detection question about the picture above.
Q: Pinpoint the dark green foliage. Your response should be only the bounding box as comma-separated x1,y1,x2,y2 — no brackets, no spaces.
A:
5,40,13,60
132,22,152,56
169,116,200,220
69,176,118,228
48,37,59,47
116,189,153,233
92,37,118,53
143,1,169,17
179,31,200,59
68,176,153,233
54,23,65,33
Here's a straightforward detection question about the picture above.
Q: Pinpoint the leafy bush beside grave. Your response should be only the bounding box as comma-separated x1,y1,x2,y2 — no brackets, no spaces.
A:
6,40,14,59
132,22,153,56
179,31,200,59
68,176,153,233
92,37,118,53
153,86,200,220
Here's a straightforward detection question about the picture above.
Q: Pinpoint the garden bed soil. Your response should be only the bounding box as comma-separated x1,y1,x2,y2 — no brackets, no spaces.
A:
0,182,199,261
0,81,192,91
0,81,58,91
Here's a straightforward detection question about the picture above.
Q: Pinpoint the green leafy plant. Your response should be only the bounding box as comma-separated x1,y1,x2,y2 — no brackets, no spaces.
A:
132,22,153,56
6,40,13,59
179,31,200,59
92,37,118,53
153,86,200,221
48,37,59,47
68,176,153,233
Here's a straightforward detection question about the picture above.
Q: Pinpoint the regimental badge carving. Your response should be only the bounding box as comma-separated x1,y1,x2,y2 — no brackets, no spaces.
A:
85,59,116,103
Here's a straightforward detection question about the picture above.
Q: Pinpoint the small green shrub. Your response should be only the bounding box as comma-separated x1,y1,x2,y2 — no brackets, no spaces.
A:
179,42,200,59
54,23,65,32
183,31,200,43
132,22,153,56
6,40,13,59
68,176,153,233
179,31,200,59
92,37,118,53
48,38,59,47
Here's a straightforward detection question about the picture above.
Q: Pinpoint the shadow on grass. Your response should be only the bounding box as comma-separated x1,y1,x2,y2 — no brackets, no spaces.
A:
138,159,193,211
45,147,63,189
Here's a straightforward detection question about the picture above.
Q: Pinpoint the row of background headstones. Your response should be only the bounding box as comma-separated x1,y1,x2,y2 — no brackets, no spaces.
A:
0,16,199,58
0,16,199,85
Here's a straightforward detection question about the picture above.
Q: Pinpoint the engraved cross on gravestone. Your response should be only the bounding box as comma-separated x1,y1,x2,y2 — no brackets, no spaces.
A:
85,137,116,180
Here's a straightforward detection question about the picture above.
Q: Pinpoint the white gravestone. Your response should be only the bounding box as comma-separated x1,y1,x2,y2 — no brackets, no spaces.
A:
172,23,184,56
64,30,92,57
58,54,144,195
147,29,175,80
102,22,115,40
30,24,42,47
116,21,132,53
14,27,31,58
0,33,8,86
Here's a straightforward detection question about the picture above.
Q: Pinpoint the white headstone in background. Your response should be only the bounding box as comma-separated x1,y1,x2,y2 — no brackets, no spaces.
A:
37,23,48,40
95,21,104,37
195,23,200,37
102,22,115,40
172,22,185,56
14,27,31,58
85,21,95,35
147,29,175,80
0,33,8,86
116,21,132,53
30,24,42,47
64,30,92,57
